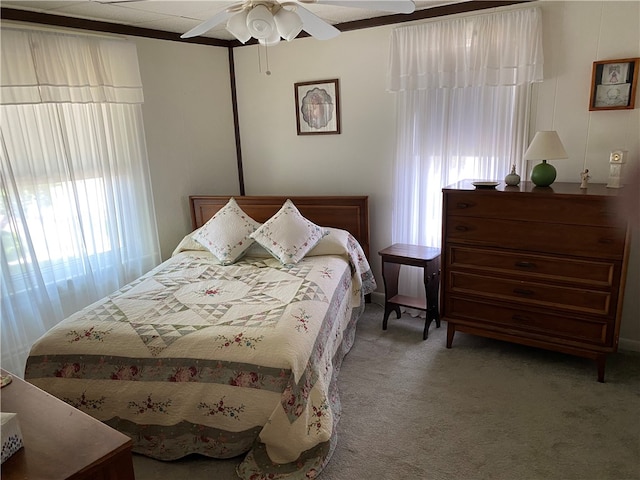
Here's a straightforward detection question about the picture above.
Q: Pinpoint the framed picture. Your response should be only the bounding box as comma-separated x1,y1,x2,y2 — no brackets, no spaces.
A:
294,79,341,135
589,58,640,111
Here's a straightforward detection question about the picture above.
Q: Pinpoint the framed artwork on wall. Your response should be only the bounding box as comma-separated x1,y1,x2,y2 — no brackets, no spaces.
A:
589,57,640,111
294,79,341,135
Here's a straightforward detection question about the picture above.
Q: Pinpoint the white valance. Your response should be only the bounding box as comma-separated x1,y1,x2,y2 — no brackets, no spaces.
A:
1,28,144,105
388,7,544,91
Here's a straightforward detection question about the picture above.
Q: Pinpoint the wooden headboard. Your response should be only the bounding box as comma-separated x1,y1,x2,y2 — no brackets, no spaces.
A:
189,196,370,260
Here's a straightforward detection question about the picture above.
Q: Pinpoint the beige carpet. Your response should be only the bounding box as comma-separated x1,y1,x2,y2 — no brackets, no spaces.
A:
133,303,640,480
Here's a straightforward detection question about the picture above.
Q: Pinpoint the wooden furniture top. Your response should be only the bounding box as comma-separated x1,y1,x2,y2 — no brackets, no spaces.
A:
190,195,370,260
0,369,133,480
379,243,441,265
443,180,626,197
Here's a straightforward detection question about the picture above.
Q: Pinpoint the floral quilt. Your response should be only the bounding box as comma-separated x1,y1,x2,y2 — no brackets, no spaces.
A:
25,233,375,479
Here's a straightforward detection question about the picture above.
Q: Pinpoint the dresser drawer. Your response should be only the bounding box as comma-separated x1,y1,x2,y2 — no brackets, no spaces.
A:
445,217,626,258
448,271,612,316
447,297,610,346
446,192,619,227
447,246,618,287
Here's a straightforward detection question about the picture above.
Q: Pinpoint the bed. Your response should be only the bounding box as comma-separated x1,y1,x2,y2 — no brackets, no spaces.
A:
25,195,376,480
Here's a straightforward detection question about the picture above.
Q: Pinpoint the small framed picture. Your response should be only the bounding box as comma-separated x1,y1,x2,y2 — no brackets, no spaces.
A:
294,79,341,135
589,58,640,110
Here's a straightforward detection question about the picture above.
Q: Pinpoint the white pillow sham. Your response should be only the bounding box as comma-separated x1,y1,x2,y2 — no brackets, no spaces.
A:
250,199,328,266
192,198,260,265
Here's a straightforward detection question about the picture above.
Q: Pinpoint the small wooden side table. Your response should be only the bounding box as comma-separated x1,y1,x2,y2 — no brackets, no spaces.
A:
379,243,441,340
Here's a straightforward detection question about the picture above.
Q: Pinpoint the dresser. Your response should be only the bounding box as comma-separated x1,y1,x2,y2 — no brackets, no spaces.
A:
441,181,630,382
1,369,135,480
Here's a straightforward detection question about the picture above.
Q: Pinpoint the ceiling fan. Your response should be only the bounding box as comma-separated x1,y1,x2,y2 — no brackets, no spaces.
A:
180,0,416,44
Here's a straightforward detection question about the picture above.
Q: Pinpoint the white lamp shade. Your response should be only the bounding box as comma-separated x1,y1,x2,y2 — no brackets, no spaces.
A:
246,5,276,39
274,8,303,41
226,9,251,43
523,131,568,161
259,28,281,46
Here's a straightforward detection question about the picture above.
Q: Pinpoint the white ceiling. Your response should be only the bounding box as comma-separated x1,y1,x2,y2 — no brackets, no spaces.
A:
1,0,463,41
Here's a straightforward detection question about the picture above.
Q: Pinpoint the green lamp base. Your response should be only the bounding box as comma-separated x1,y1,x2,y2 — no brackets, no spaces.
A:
531,160,557,187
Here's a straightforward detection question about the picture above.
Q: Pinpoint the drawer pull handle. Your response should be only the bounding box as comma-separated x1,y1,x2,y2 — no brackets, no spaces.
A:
512,314,532,322
513,288,534,296
456,202,471,209
598,238,614,244
455,225,469,232
515,261,536,269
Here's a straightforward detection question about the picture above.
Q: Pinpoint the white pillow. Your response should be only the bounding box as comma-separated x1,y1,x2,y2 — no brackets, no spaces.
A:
171,227,208,257
192,198,260,265
250,199,328,266
306,227,350,257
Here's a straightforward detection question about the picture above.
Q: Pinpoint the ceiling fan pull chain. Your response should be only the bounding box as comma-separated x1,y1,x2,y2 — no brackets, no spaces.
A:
265,43,271,76
257,43,272,76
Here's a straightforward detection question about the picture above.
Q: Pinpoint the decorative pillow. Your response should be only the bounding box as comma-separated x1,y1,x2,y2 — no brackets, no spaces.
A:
192,198,260,265
250,199,328,266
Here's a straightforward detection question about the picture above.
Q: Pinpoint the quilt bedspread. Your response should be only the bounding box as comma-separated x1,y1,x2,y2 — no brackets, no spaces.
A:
25,234,375,479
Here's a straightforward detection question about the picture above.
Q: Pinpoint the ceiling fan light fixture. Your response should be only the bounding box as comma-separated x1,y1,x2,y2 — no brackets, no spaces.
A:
226,9,251,43
259,27,282,46
246,4,276,40
183,0,416,41
274,7,303,41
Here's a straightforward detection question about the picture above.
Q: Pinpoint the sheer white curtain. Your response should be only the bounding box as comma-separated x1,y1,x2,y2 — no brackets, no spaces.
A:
387,7,543,306
1,28,160,376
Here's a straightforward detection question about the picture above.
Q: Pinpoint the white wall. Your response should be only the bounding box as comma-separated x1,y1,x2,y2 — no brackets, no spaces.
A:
135,38,239,259
233,27,397,293
533,1,639,184
231,1,640,347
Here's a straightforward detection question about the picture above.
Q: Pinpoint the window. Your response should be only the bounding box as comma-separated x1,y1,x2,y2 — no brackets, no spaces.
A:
1,28,160,376
387,7,543,300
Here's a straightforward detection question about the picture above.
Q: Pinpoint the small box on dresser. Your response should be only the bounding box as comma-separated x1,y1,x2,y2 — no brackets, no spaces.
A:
1,413,23,463
441,181,630,382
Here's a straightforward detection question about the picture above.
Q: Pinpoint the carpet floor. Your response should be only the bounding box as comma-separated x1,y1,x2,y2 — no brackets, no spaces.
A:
133,303,640,480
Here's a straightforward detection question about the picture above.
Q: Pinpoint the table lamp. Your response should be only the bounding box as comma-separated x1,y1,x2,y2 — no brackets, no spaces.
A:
524,131,568,187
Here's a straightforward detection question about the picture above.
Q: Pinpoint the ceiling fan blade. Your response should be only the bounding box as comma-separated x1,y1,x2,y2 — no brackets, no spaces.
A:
304,0,415,14
180,8,235,39
293,4,341,40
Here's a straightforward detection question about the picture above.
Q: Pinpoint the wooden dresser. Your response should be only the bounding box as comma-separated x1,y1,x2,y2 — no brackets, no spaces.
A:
441,181,630,382
1,369,135,480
